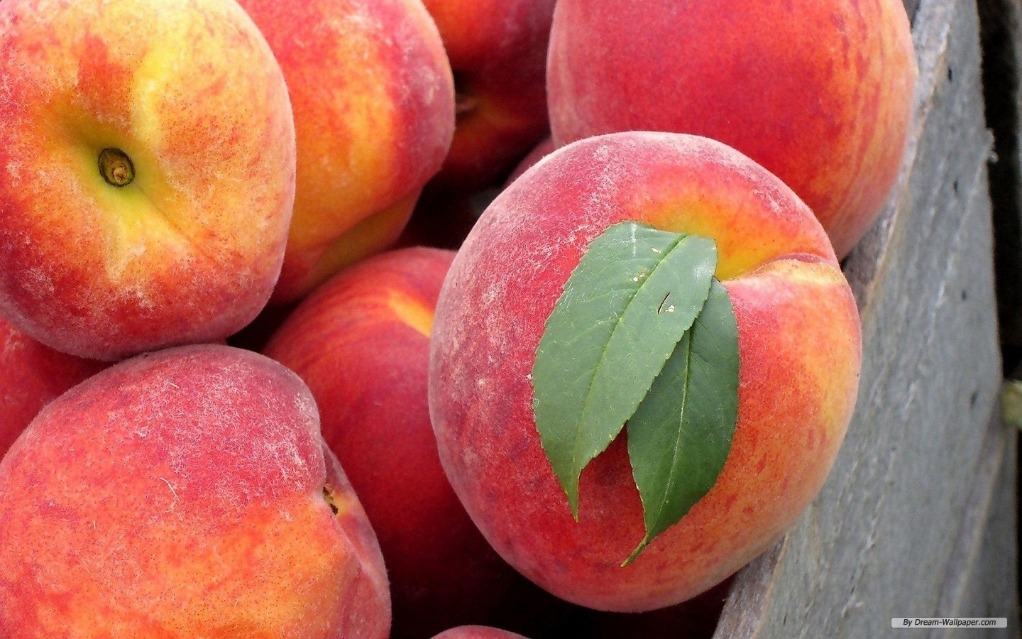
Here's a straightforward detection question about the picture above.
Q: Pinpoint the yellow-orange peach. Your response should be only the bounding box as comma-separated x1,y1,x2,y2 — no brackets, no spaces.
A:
0,0,296,360
428,132,861,611
238,0,456,303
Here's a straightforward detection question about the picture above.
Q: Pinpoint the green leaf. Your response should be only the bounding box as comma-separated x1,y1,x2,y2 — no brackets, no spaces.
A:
623,280,740,565
532,221,718,518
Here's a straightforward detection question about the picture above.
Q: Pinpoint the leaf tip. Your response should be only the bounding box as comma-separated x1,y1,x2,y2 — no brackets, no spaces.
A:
566,487,581,521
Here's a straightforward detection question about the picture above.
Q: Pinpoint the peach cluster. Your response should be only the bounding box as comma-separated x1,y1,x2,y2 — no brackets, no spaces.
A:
0,0,916,636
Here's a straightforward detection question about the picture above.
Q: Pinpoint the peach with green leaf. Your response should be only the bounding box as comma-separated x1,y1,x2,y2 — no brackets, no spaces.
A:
428,131,862,611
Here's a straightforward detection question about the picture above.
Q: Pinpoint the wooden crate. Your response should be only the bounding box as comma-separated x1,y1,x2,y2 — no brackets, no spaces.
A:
713,0,1020,636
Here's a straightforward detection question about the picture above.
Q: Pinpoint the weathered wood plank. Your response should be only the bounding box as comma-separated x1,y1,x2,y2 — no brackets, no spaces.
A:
934,411,1017,637
713,0,1014,636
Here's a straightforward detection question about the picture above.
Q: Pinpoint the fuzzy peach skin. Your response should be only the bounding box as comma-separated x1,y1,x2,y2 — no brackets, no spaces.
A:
420,0,556,194
0,344,390,638
264,247,533,639
428,132,862,612
546,0,917,258
0,0,296,361
0,313,107,460
237,0,455,304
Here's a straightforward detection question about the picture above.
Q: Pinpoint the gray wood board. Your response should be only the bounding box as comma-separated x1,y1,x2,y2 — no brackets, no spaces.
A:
713,0,1013,636
935,417,1018,638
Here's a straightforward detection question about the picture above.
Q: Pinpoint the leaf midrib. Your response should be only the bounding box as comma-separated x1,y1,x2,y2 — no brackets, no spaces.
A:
569,232,690,481
648,332,693,529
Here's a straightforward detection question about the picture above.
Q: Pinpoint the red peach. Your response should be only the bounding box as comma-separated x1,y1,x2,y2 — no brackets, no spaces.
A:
0,344,390,638
0,313,106,460
546,0,917,258
263,247,529,638
582,577,732,638
428,132,862,611
421,0,557,193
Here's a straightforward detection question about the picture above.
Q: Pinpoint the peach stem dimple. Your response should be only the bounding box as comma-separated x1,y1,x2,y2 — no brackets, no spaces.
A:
322,485,339,515
98,148,135,187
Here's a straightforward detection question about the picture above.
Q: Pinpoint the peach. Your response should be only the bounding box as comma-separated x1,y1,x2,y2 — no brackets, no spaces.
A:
237,0,456,304
0,344,390,638
428,132,862,611
0,313,107,460
263,247,531,639
419,0,556,194
0,0,296,361
546,0,917,258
